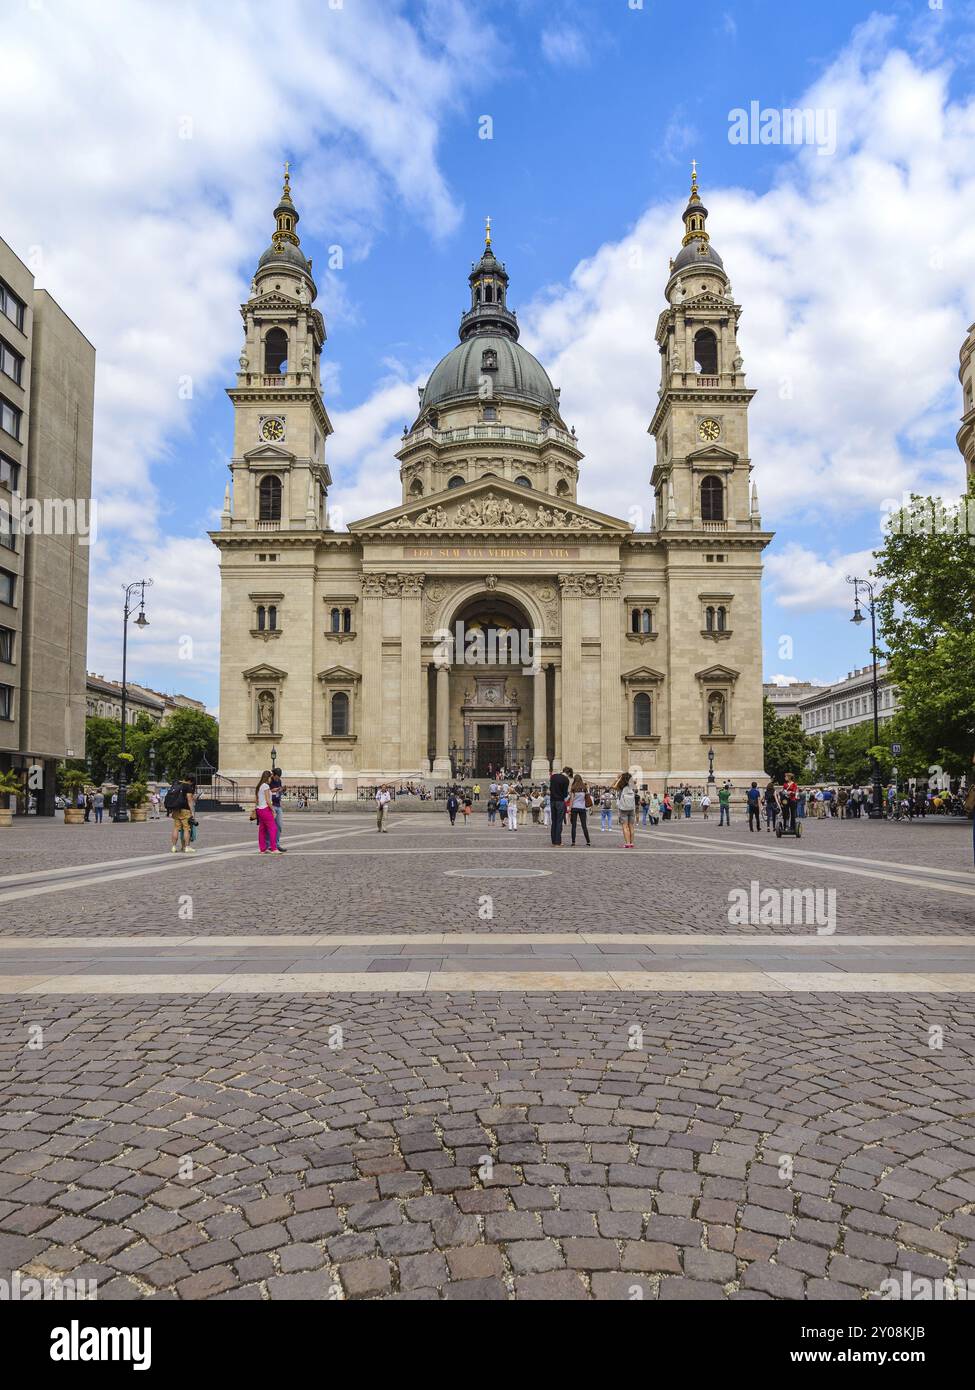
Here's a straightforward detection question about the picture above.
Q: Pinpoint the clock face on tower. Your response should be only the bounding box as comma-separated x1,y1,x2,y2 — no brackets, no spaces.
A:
698,418,721,442
260,416,286,443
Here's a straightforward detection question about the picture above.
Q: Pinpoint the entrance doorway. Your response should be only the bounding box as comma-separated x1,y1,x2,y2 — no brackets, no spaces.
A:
476,724,505,776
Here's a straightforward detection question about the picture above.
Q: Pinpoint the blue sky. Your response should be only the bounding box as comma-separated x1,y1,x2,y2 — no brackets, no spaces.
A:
3,0,975,711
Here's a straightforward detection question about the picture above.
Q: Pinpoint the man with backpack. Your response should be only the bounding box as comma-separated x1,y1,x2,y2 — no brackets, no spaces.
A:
746,780,761,832
165,775,196,853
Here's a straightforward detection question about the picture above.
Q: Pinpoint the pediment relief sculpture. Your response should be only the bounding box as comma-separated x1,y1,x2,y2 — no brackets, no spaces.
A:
385,491,597,531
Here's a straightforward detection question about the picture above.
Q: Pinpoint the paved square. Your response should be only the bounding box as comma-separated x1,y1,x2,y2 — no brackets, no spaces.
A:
0,809,973,1299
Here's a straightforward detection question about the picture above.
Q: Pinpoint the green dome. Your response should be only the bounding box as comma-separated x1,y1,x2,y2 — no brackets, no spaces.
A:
421,334,558,412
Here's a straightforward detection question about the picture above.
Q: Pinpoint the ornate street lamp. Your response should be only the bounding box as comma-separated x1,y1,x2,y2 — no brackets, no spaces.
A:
114,580,152,822
707,745,715,785
847,575,883,818
148,744,156,783
270,746,278,768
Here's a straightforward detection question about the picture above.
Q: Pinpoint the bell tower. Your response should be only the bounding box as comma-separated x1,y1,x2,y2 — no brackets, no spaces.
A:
222,165,333,533
648,163,761,535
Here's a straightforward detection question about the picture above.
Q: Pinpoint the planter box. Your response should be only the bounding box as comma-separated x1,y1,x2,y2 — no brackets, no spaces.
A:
0,808,12,828
130,807,148,822
64,808,86,825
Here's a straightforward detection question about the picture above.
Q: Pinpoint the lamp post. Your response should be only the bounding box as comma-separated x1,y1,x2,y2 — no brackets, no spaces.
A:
847,575,883,818
148,744,156,784
707,745,715,786
114,580,152,822
270,746,278,769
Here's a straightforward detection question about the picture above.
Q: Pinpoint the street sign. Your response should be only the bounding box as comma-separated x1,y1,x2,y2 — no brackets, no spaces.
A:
891,743,901,755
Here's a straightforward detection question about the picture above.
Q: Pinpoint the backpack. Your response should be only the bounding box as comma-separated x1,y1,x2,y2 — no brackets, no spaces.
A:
163,781,187,812
617,785,636,812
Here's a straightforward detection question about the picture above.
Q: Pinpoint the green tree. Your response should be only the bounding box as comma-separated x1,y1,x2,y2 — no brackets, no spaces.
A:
762,698,812,782
873,490,975,774
153,708,219,781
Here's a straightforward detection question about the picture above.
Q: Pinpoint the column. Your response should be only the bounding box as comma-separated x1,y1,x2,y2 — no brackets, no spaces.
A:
599,576,622,777
553,663,562,770
560,576,582,770
359,575,385,773
531,663,549,781
399,575,424,774
433,663,451,779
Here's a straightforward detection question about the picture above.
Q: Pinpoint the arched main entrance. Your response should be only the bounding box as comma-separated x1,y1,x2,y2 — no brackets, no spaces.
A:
429,590,551,781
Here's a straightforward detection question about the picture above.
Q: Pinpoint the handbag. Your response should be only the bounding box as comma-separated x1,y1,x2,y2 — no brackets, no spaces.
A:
249,807,258,822
584,793,593,809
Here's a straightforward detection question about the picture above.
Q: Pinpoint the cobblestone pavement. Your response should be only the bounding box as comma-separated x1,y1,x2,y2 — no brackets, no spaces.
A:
0,815,973,1300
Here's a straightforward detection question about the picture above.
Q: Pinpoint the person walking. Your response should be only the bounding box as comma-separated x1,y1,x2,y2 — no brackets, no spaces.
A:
614,771,637,847
683,789,692,820
549,766,571,846
462,795,473,825
165,774,196,853
92,788,105,824
506,785,519,831
763,781,779,833
673,787,684,821
497,785,509,827
700,791,711,821
599,788,613,832
254,770,280,853
83,791,92,823
177,775,200,852
375,784,391,832
446,789,459,826
148,788,161,819
569,774,592,846
746,780,761,833
486,792,498,825
718,781,732,827
269,767,287,852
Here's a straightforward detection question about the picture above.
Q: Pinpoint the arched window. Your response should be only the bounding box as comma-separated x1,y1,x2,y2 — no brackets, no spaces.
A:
447,475,465,489
330,607,341,633
484,284,494,303
264,328,289,375
268,605,277,631
258,474,282,522
556,479,570,497
716,606,726,632
342,607,352,633
631,608,640,634
641,608,652,634
331,691,349,736
514,475,531,488
705,606,715,632
634,693,652,737
409,477,424,496
474,286,481,304
693,329,718,375
700,475,723,522
257,605,266,631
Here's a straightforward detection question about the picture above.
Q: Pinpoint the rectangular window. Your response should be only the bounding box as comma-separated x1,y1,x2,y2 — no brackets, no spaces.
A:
0,568,14,606
0,454,18,491
0,396,21,440
0,280,25,332
0,339,23,385
0,626,11,663
0,683,12,720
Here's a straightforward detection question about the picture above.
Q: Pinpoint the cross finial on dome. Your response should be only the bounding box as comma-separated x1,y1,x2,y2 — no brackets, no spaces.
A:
485,214,492,249
690,159,698,197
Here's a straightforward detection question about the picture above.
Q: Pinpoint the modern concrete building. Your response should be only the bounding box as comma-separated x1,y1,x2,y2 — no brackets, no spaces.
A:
0,236,94,813
765,666,900,737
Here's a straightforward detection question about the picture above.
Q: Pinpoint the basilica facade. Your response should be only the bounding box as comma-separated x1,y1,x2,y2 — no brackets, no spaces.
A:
211,167,772,795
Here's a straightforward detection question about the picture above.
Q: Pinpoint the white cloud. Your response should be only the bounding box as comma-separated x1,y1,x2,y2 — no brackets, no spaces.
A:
765,544,876,614
540,26,589,68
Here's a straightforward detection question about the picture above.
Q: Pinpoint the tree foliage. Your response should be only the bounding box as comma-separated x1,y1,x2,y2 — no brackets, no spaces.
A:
762,698,813,782
873,491,975,774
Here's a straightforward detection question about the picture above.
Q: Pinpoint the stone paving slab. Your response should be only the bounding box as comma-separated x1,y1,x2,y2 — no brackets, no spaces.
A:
2,991,974,1301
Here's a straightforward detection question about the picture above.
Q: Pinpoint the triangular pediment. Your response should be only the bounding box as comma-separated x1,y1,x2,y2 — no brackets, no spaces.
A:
350,475,631,534
242,442,295,465
316,665,360,683
622,665,666,683
695,663,740,682
242,663,288,682
687,443,738,466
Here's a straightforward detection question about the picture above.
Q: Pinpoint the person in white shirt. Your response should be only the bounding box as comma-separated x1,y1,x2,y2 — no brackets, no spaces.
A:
255,771,280,853
504,783,518,831
375,784,392,833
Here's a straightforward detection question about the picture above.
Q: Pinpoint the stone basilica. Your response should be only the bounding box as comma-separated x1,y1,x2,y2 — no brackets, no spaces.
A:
211,166,772,795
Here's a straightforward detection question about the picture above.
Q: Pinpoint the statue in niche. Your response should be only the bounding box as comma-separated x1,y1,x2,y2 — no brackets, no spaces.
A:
258,690,275,734
707,692,726,735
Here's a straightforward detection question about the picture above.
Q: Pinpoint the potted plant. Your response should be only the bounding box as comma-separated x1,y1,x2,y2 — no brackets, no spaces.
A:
127,781,149,822
61,769,89,824
0,769,23,828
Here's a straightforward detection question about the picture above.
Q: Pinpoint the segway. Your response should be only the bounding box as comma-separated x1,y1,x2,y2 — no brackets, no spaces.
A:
775,815,802,839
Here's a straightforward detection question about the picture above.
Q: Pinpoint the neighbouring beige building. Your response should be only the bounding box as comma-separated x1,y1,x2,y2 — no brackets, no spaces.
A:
212,167,772,794
85,673,208,726
1,236,94,813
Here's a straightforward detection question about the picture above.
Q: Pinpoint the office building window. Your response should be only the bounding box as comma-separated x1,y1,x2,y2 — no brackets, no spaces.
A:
0,396,21,440
0,339,23,385
0,454,18,491
0,683,12,720
0,280,25,332
0,567,14,606
0,626,11,663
